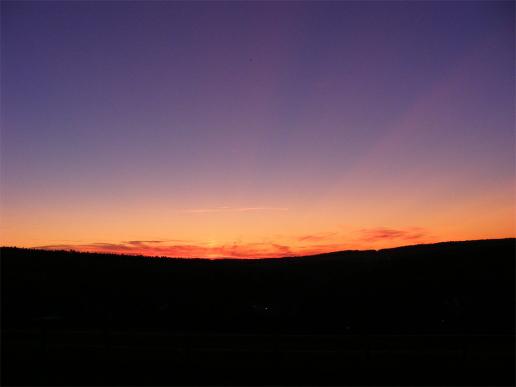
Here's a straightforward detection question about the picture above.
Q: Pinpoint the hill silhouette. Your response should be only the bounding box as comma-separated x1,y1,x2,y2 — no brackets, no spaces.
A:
1,238,514,385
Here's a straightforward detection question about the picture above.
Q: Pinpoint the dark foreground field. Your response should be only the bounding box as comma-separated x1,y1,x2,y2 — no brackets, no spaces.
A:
1,239,515,385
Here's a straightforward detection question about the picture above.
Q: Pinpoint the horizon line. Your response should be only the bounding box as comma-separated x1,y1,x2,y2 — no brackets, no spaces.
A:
1,237,514,261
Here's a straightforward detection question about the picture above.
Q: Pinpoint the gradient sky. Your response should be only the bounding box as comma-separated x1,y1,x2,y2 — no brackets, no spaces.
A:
1,1,514,258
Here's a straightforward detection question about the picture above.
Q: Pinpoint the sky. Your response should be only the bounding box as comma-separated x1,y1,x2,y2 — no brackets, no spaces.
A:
1,1,514,258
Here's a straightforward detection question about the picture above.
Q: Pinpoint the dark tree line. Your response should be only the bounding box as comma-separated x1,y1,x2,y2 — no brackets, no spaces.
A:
2,238,514,335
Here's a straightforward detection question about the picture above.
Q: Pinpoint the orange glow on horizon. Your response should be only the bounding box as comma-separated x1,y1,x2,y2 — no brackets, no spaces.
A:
1,184,514,259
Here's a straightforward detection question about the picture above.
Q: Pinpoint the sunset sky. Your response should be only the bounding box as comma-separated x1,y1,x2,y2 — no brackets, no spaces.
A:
1,1,514,258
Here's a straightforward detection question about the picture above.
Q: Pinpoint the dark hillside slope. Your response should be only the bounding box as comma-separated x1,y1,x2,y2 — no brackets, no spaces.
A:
1,239,515,386
1,238,514,334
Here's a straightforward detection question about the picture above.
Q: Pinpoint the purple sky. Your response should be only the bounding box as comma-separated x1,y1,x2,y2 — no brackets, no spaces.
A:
1,1,514,257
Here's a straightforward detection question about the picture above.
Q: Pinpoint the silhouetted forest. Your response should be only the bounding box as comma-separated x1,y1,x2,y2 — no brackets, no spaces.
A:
1,239,515,386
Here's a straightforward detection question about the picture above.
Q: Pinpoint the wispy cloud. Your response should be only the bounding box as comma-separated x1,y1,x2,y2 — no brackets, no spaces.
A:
35,240,295,259
34,238,353,259
179,206,288,214
123,240,187,246
297,232,338,242
33,228,427,259
358,227,427,242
